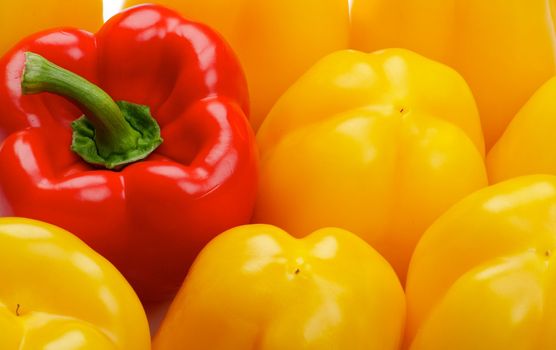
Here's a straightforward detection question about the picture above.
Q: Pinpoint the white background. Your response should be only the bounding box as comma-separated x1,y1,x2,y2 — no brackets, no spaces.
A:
104,0,124,21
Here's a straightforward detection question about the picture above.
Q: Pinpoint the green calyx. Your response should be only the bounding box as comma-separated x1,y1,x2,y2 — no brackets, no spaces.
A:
21,52,163,170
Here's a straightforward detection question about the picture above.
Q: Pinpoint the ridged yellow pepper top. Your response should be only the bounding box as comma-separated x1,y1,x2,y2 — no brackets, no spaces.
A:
0,217,151,349
406,175,556,349
255,49,488,282
154,225,405,349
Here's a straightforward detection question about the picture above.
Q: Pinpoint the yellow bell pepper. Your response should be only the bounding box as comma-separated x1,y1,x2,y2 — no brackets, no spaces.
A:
351,0,556,149
123,0,350,130
0,0,103,56
0,217,150,349
487,76,556,183
153,224,405,349
255,48,488,282
406,175,556,349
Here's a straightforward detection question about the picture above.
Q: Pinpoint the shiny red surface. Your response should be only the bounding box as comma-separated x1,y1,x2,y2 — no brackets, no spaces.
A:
0,5,258,301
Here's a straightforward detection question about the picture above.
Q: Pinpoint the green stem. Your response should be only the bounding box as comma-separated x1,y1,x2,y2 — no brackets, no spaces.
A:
21,52,139,158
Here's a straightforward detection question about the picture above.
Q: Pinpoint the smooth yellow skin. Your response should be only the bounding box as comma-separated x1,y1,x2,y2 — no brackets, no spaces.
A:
488,76,556,184
406,175,556,349
123,0,350,130
154,225,405,350
351,0,556,149
255,49,488,282
0,0,102,56
0,217,151,350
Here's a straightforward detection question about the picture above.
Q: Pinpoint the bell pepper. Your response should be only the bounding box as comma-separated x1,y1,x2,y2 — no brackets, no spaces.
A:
255,48,488,282
0,4,258,301
153,224,405,349
0,0,102,56
406,175,556,349
487,76,556,183
0,217,150,349
123,0,350,130
351,0,556,149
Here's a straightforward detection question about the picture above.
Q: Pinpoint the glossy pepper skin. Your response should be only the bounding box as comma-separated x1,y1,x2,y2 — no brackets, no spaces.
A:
0,0,102,56
123,0,350,130
351,0,556,149
0,217,150,349
255,49,488,282
0,5,258,301
487,76,556,183
153,224,405,350
406,175,556,349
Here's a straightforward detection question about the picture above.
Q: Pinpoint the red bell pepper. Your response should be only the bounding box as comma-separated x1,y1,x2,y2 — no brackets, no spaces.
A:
0,4,258,301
